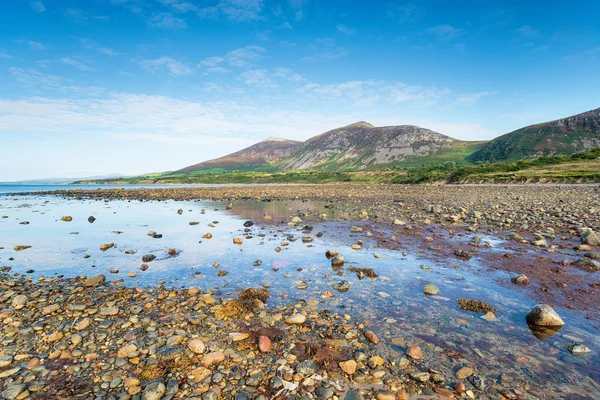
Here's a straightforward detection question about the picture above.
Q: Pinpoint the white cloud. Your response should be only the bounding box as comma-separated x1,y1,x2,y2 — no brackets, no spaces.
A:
72,37,118,56
159,0,199,13
137,56,195,76
0,51,13,59
27,41,46,51
198,56,225,68
456,91,497,104
515,25,538,37
336,24,355,35
239,68,304,89
386,3,418,23
303,38,348,62
299,80,450,106
287,0,306,21
425,24,464,40
227,45,266,66
217,0,264,22
8,67,104,95
60,57,94,71
97,47,119,56
198,45,266,72
148,12,187,29
30,0,45,12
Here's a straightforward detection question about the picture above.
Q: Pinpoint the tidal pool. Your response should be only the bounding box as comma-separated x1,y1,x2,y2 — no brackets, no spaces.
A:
1,194,599,399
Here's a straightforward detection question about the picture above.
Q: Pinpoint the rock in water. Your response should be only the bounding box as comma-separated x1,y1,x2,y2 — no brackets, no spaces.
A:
13,245,31,251
243,220,254,227
60,216,73,222
332,281,350,292
581,228,600,245
142,254,156,262
526,304,565,326
100,243,114,251
84,274,106,287
423,283,440,295
142,382,166,400
88,216,96,223
565,342,591,355
511,274,530,285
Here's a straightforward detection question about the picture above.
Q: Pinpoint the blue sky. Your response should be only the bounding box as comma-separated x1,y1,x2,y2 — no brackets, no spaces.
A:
1,0,599,180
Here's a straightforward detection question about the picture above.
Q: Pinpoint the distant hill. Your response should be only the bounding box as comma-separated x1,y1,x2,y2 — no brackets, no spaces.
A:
277,121,463,170
177,137,302,173
177,121,479,173
470,107,600,163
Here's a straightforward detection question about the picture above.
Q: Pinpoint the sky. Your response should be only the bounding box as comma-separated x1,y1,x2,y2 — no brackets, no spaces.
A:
1,0,599,181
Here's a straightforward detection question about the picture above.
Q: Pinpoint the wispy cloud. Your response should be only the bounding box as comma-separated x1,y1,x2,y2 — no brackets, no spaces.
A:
425,24,464,40
303,38,348,62
336,24,355,35
8,67,104,95
287,0,306,21
299,80,450,106
239,68,304,89
456,91,497,104
0,51,13,59
386,3,419,23
197,45,266,72
227,45,266,66
217,0,264,22
72,37,119,56
60,57,94,71
97,47,118,56
583,46,600,60
148,12,187,28
30,0,45,12
28,41,46,51
159,0,199,13
64,8,110,23
515,25,538,38
137,56,195,76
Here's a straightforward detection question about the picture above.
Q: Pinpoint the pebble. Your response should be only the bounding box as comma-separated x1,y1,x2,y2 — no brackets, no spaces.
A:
285,313,306,324
141,382,166,400
455,367,473,379
423,283,440,295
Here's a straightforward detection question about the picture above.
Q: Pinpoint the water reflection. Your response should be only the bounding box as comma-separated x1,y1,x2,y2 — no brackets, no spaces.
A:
0,195,599,397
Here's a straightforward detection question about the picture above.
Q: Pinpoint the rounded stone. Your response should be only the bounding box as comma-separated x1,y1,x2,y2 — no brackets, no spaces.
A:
526,304,565,326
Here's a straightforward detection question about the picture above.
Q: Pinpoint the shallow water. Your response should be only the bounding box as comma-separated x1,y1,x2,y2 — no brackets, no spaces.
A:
1,194,599,398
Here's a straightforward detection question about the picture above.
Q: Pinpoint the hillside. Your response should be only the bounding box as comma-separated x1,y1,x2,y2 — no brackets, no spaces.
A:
277,121,463,170
177,137,302,173
470,107,600,162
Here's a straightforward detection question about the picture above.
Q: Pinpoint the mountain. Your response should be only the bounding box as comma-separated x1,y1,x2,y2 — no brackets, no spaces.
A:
277,121,460,170
470,107,600,163
177,137,303,173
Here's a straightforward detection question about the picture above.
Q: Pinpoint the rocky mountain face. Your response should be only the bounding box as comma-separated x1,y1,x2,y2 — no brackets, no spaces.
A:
176,137,302,173
470,107,600,163
278,122,457,170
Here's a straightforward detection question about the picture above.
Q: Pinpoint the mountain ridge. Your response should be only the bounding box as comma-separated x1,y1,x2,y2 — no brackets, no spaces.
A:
470,107,600,162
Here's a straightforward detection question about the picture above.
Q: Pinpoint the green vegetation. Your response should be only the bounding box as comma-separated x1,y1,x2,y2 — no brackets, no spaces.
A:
75,148,600,185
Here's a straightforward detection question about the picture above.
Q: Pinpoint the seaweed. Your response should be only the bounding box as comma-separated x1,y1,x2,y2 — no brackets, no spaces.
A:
214,288,270,320
458,298,497,313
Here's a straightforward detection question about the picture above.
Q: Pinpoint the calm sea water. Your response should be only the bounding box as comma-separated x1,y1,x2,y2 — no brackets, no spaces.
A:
1,193,599,397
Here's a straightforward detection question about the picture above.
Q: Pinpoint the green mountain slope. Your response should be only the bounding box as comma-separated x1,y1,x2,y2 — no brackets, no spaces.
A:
470,107,600,163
